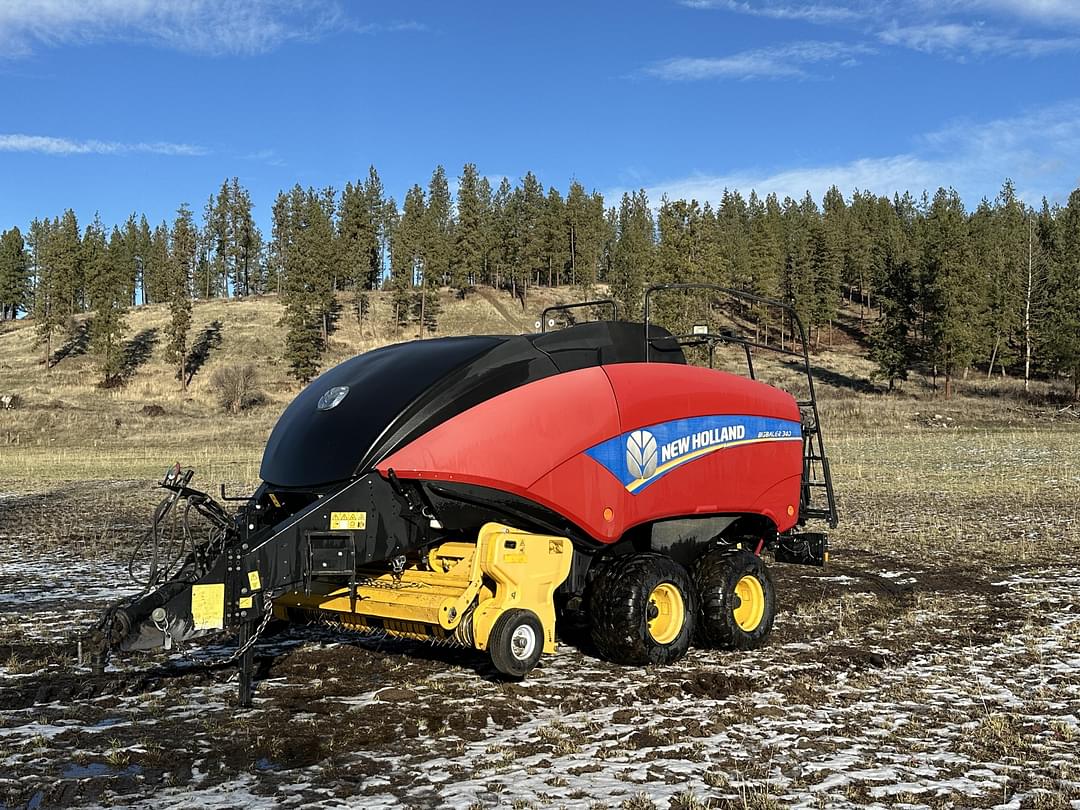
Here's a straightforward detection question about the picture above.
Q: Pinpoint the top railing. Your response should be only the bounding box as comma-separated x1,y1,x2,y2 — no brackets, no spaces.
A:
642,283,809,364
539,299,618,333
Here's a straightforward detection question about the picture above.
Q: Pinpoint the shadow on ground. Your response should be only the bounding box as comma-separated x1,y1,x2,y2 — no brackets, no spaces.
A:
118,329,159,383
184,320,223,385
786,359,878,395
49,320,92,367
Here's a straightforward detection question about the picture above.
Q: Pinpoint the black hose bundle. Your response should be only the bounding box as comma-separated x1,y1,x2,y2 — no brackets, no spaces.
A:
91,479,236,648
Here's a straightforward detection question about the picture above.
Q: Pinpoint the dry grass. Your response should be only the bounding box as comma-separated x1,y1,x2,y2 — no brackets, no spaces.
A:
0,287,575,490
1,286,1077,497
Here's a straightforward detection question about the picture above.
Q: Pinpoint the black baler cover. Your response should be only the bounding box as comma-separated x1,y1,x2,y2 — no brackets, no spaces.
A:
260,336,502,488
259,322,684,489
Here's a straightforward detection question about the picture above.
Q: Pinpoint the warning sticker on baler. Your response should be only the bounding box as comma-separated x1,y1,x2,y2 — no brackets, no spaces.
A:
191,583,225,630
585,414,801,494
330,511,367,530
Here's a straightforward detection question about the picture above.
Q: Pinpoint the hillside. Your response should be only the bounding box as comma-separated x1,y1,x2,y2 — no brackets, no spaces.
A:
0,286,607,487
0,285,1072,491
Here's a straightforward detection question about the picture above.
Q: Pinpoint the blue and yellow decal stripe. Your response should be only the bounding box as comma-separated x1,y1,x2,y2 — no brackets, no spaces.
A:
585,414,802,495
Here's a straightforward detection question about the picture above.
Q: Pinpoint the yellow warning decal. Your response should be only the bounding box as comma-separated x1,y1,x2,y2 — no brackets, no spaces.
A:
248,570,262,591
502,552,527,564
191,583,225,630
238,596,254,610
330,511,367,530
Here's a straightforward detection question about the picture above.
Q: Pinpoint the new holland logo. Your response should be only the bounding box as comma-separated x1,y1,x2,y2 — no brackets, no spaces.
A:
584,414,803,494
625,430,658,481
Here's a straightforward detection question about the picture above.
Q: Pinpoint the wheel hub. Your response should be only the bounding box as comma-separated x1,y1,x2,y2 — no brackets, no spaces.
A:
509,624,537,661
732,574,765,632
646,583,685,645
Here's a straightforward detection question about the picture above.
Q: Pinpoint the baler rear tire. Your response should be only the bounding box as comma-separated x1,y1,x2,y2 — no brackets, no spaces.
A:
488,608,544,678
587,553,696,666
693,548,775,650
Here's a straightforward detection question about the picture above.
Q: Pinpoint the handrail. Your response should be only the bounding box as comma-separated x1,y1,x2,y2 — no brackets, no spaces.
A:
539,299,618,333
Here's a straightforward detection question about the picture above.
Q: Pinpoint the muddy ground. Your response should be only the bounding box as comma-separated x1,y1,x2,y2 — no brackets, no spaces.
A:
2,448,1079,809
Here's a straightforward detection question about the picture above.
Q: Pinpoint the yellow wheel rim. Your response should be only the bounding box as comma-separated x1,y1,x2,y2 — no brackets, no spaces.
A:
733,574,766,632
647,583,685,644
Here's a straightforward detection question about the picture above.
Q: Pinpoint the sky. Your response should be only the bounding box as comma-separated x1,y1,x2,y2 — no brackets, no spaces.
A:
2,0,1080,237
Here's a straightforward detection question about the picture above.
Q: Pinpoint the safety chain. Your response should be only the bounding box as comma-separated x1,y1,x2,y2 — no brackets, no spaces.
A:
153,594,274,668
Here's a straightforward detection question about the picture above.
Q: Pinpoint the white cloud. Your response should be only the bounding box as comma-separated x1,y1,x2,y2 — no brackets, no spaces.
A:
878,21,1080,56
684,0,1080,59
0,133,207,156
679,0,864,24
964,0,1080,24
607,101,1080,208
0,0,401,58
646,41,873,80
690,0,1080,27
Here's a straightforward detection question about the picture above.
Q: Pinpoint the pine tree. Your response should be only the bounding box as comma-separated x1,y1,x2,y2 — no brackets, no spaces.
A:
844,190,877,318
204,184,229,297
423,166,453,293
1044,188,1080,398
385,195,413,329
490,178,514,293
0,227,28,321
1026,199,1056,391
782,195,815,343
132,215,153,304
565,182,605,290
815,186,847,346
922,187,981,398
717,190,750,289
611,191,655,319
657,197,694,285
697,202,724,287
231,178,262,295
338,167,384,293
168,205,196,389
746,192,783,303
87,225,129,383
204,178,261,296
520,172,545,295
541,186,568,287
986,179,1027,376
477,176,495,287
30,218,63,366
397,184,436,333
109,214,138,307
363,166,387,289
969,199,1004,373
146,222,170,304
276,185,332,382
451,163,484,296
53,209,84,332
870,194,919,388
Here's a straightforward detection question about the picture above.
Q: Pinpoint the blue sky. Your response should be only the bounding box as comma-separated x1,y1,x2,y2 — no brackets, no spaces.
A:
2,0,1080,237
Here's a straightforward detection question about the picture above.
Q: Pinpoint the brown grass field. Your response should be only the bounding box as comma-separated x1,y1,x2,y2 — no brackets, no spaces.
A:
1,289,1078,809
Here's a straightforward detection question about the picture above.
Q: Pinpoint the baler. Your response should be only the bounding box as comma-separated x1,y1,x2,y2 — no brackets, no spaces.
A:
89,284,837,704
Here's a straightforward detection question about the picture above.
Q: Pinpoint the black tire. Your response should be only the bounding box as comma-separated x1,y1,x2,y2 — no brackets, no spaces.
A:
488,608,545,677
587,553,696,665
693,547,776,650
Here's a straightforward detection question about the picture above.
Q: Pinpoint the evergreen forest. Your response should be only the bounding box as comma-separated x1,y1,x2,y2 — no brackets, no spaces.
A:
1,167,1078,397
